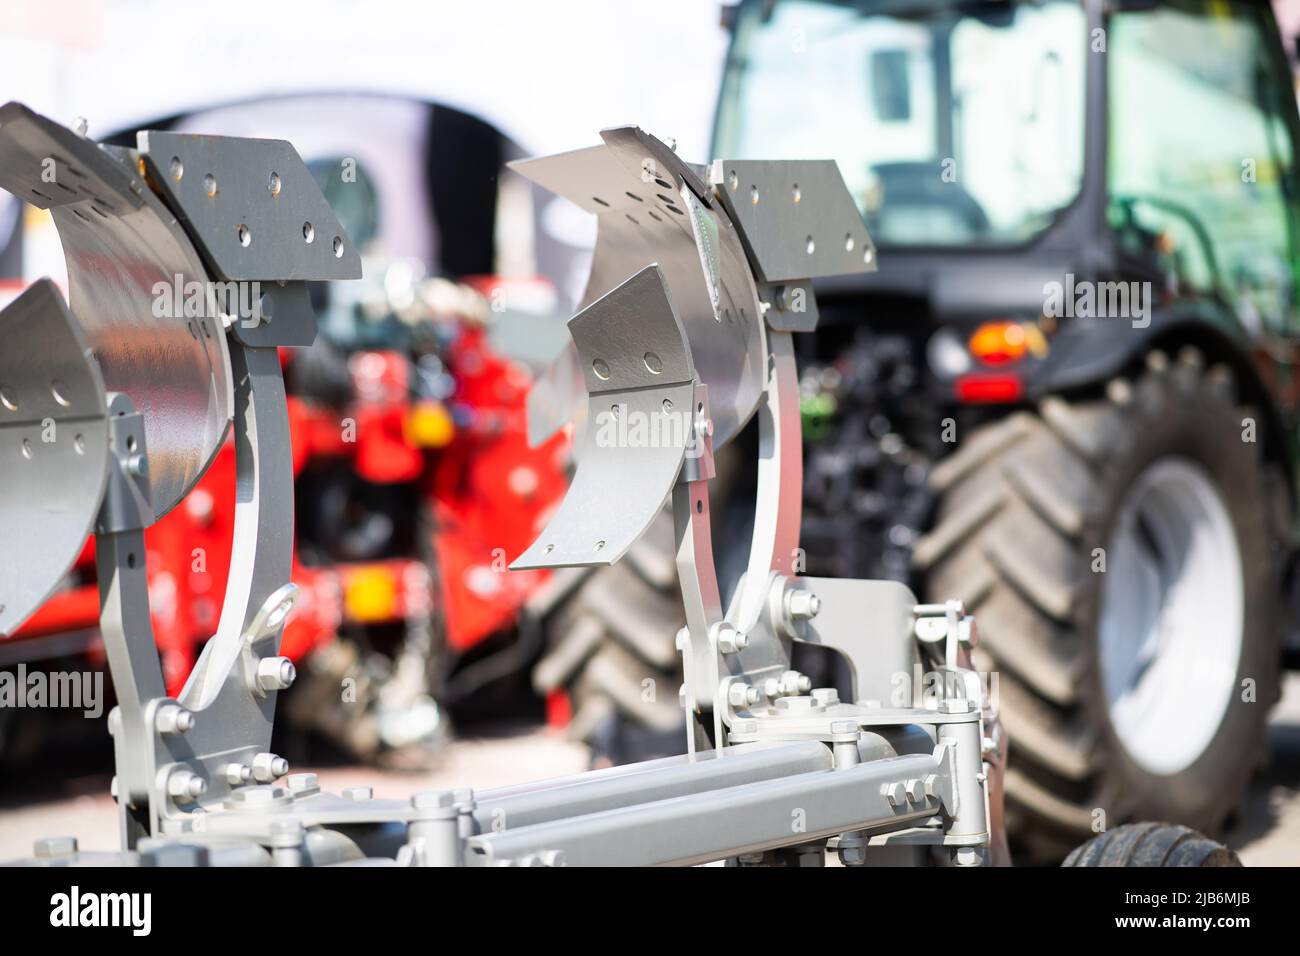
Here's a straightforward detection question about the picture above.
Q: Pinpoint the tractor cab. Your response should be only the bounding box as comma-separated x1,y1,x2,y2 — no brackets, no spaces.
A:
714,0,1300,406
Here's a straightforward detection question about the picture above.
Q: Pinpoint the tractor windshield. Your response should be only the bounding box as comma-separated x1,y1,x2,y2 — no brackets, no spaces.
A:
714,0,1088,248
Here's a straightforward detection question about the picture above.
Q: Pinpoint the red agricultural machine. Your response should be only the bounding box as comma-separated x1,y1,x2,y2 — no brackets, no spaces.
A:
3,270,569,765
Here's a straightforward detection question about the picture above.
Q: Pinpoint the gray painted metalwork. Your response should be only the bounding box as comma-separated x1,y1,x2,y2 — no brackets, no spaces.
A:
0,280,110,636
512,266,697,570
0,101,233,521
138,130,363,281
4,114,1004,868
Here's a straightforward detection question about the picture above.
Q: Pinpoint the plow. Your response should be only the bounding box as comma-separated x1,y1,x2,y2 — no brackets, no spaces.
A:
0,102,1233,868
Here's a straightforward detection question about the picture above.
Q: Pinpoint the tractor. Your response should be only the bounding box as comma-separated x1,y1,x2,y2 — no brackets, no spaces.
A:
540,0,1300,859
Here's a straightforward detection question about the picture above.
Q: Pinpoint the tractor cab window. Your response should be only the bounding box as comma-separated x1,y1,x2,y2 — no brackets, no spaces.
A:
714,0,1088,247
1108,1,1299,333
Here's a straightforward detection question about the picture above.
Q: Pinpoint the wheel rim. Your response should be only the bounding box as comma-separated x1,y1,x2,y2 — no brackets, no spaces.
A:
1098,458,1243,775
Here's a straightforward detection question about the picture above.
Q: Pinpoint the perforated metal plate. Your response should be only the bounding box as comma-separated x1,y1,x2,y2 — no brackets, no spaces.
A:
512,266,695,570
510,126,764,451
139,130,362,282
709,159,877,283
0,281,110,636
0,102,233,520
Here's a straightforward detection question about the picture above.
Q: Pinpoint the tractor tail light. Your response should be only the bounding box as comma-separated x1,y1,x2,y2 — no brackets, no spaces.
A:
968,320,1028,367
955,373,1024,404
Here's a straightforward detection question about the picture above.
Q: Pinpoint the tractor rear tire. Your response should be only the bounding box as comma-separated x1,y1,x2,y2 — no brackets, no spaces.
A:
916,349,1284,861
532,509,687,765
1063,823,1241,867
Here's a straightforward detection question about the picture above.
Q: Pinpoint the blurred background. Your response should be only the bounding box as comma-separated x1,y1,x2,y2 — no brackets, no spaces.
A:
3,0,1300,865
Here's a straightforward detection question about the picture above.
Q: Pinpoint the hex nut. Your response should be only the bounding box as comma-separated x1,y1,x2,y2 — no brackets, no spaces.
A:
256,656,296,692
787,589,821,621
251,752,288,783
839,843,867,866
714,623,748,654
343,786,373,801
728,683,760,708
881,781,906,808
167,771,206,802
156,705,195,735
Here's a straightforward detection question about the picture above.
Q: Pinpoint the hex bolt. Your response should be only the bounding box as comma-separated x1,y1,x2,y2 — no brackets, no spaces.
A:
156,705,194,736
812,687,839,707
881,781,906,808
270,819,305,867
411,789,457,814
251,752,289,783
904,779,926,803
713,623,748,654
953,846,983,867
256,656,296,693
343,786,373,801
839,842,867,867
454,788,478,840
774,670,809,697
939,698,971,715
409,790,460,866
286,772,319,796
831,720,859,769
923,774,940,799
787,589,821,621
223,763,252,787
727,683,760,708
167,770,206,803
34,836,77,859
126,453,148,478
763,678,782,699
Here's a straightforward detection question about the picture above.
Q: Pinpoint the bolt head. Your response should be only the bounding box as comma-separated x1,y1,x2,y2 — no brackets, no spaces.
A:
939,698,971,715
287,772,319,795
923,774,939,799
905,779,926,803
839,844,867,866
34,836,77,858
412,789,456,810
343,786,373,801
881,781,906,808
954,846,982,867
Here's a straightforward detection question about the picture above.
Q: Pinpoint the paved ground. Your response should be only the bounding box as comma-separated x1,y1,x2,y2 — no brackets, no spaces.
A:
3,676,1299,864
